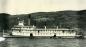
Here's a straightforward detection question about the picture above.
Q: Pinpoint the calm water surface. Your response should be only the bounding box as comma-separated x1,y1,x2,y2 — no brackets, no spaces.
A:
0,38,86,47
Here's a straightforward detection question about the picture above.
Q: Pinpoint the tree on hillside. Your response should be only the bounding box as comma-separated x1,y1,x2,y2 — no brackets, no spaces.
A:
0,13,10,32
77,10,86,30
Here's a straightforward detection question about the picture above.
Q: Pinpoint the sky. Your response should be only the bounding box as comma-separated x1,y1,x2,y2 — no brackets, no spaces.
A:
0,0,86,15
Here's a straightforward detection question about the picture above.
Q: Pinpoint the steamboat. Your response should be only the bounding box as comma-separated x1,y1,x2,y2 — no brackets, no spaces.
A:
4,15,83,38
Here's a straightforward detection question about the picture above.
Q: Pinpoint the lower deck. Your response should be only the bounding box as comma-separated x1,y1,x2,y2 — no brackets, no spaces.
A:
12,30,76,36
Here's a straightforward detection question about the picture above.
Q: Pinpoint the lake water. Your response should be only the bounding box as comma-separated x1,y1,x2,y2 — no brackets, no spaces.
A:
0,38,86,47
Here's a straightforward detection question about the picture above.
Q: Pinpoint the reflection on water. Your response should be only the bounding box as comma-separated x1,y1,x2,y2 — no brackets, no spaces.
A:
0,38,86,47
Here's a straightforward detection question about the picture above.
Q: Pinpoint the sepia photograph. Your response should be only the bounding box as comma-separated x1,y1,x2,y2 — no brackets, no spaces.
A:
0,0,86,47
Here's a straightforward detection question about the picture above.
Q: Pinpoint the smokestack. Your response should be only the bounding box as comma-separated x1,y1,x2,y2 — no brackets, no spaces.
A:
28,14,31,26
44,22,46,26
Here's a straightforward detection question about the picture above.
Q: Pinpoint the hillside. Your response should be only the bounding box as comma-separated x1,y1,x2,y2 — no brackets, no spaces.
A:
9,10,78,28
0,10,86,32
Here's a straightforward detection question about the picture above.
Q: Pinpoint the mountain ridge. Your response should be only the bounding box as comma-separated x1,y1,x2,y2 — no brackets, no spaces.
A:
0,10,86,32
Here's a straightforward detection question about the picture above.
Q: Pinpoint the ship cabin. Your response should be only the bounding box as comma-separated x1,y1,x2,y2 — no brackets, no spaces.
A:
11,20,77,38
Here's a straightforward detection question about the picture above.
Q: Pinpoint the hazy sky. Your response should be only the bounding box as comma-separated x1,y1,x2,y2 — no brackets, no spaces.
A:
0,0,86,15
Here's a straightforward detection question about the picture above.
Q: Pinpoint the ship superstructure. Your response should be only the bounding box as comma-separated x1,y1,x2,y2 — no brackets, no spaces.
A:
11,18,77,38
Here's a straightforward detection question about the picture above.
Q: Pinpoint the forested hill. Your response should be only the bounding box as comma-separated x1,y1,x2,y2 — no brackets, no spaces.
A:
9,10,78,28
0,10,86,31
